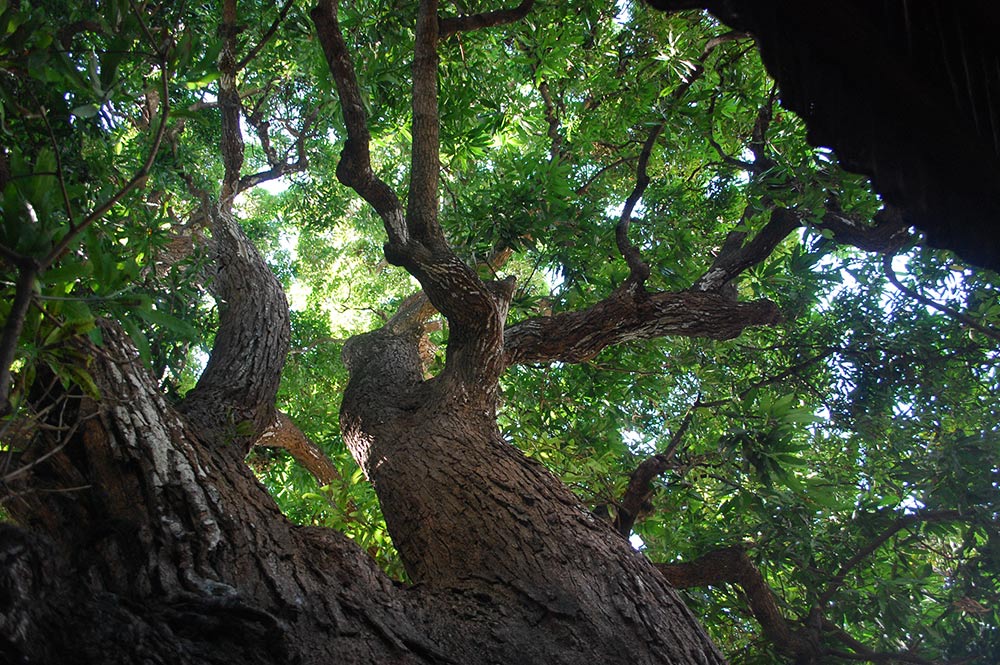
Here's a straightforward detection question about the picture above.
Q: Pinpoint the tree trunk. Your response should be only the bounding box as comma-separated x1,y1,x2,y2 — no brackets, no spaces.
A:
340,326,727,664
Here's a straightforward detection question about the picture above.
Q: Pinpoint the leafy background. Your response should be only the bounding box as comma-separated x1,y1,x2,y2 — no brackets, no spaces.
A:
1,0,997,661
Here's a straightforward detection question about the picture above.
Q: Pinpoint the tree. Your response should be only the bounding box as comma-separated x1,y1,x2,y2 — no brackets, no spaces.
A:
1,1,998,664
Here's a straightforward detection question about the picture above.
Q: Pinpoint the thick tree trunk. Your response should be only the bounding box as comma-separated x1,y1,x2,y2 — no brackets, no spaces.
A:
1,322,425,664
339,321,728,664
0,185,738,665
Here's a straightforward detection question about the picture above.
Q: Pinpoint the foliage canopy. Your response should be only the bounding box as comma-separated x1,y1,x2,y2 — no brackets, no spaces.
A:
1,1,998,662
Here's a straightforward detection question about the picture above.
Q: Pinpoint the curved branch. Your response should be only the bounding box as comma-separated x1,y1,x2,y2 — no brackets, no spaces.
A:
883,255,1000,344
314,1,511,394
311,0,407,246
503,289,781,367
616,123,661,288
177,205,290,451
614,401,697,536
655,546,812,660
439,0,535,38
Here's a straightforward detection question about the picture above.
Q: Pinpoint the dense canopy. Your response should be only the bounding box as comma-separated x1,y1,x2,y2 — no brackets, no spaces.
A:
1,1,998,663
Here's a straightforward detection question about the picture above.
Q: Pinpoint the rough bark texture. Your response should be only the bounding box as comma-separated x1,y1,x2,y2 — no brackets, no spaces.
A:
339,325,728,665
177,205,290,452
2,323,419,664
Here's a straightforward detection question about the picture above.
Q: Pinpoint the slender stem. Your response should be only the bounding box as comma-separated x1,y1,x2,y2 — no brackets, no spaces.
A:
883,254,1000,343
237,0,296,71
817,510,963,606
37,104,75,223
41,49,170,268
0,263,39,415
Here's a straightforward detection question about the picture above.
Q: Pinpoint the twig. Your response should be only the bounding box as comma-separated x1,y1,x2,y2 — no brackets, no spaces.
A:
883,254,1000,343
237,0,296,71
817,510,964,606
41,28,170,268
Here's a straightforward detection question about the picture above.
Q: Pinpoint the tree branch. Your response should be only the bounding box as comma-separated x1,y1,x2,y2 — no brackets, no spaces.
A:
538,80,564,160
575,156,635,195
883,255,1000,344
0,263,40,415
218,0,244,206
816,205,910,254
314,0,512,396
691,207,802,292
41,30,170,268
821,620,946,665
256,412,343,488
0,8,171,413
237,110,314,193
439,0,535,38
616,29,748,291
406,0,443,244
311,0,407,246
817,510,964,607
614,401,697,536
237,0,296,71
503,289,781,367
616,123,661,289
655,546,813,660
177,203,291,451
747,85,777,167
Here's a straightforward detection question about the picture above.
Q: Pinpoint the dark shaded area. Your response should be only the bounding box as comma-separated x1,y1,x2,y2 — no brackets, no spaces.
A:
650,0,1000,271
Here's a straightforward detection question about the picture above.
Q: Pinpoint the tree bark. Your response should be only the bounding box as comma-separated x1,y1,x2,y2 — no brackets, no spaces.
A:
340,325,728,665
2,322,422,664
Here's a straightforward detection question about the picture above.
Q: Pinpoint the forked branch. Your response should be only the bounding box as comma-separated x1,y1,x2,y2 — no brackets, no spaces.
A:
615,29,747,291
692,207,802,292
